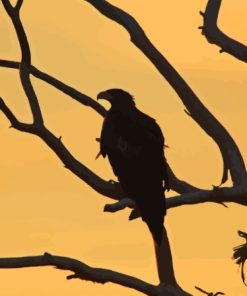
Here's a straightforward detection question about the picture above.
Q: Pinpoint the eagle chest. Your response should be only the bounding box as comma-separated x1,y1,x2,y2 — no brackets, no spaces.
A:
100,113,141,159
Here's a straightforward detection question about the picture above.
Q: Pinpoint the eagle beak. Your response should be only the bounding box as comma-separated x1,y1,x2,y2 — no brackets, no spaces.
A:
97,91,112,101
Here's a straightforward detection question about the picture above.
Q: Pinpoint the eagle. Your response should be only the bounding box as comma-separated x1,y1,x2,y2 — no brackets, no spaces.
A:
97,89,169,245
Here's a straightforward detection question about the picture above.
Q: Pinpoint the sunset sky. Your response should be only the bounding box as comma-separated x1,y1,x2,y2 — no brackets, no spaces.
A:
0,0,246,295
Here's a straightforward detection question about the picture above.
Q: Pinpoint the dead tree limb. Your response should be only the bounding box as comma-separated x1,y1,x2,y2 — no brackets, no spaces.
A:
0,59,106,117
0,253,157,296
2,0,43,125
199,0,247,63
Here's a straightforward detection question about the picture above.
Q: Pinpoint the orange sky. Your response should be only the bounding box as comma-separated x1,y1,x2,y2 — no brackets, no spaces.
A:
0,0,246,295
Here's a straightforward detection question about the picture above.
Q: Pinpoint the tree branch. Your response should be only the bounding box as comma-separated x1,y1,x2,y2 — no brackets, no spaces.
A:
0,253,157,296
0,59,106,117
166,164,200,193
2,0,44,125
104,185,247,219
84,0,247,186
15,0,23,11
0,97,34,132
195,286,225,295
200,0,247,63
1,0,13,14
166,186,247,209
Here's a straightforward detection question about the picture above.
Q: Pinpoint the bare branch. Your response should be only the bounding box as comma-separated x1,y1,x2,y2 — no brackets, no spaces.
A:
0,59,106,117
1,0,43,125
195,286,225,295
15,0,23,11
102,185,247,220
166,164,200,193
30,65,106,116
155,227,177,285
0,253,157,296
200,0,247,63
0,97,34,132
166,186,247,209
84,0,247,186
1,0,13,14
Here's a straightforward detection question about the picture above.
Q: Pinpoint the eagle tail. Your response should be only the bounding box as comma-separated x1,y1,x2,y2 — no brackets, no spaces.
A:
140,201,166,246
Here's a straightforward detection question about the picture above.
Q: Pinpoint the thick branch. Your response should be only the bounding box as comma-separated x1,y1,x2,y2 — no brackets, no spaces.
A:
84,0,247,186
104,185,247,219
1,0,13,13
166,185,247,209
2,0,43,125
166,164,199,193
15,0,23,11
0,253,157,296
0,59,106,117
200,0,247,63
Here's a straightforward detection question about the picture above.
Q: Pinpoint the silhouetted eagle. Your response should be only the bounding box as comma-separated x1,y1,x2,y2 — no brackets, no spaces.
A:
97,89,169,245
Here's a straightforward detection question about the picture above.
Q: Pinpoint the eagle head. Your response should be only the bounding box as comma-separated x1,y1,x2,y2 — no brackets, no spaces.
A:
97,89,135,110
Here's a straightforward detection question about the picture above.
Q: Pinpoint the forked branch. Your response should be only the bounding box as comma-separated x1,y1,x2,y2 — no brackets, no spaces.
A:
200,0,247,63
2,0,43,125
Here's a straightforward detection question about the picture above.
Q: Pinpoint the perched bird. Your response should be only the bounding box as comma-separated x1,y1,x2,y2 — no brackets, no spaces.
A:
97,89,169,245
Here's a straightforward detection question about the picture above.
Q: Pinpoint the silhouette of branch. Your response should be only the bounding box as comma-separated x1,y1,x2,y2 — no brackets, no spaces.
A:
0,59,106,117
2,0,43,125
199,0,247,63
167,186,247,209
0,253,157,296
166,164,200,193
15,0,23,11
195,286,225,295
84,0,247,187
104,185,247,219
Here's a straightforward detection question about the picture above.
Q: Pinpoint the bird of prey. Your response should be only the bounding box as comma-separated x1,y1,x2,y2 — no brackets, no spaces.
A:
97,89,169,245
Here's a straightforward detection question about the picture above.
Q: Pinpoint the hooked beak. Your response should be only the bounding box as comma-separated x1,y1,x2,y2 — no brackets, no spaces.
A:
97,91,112,102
